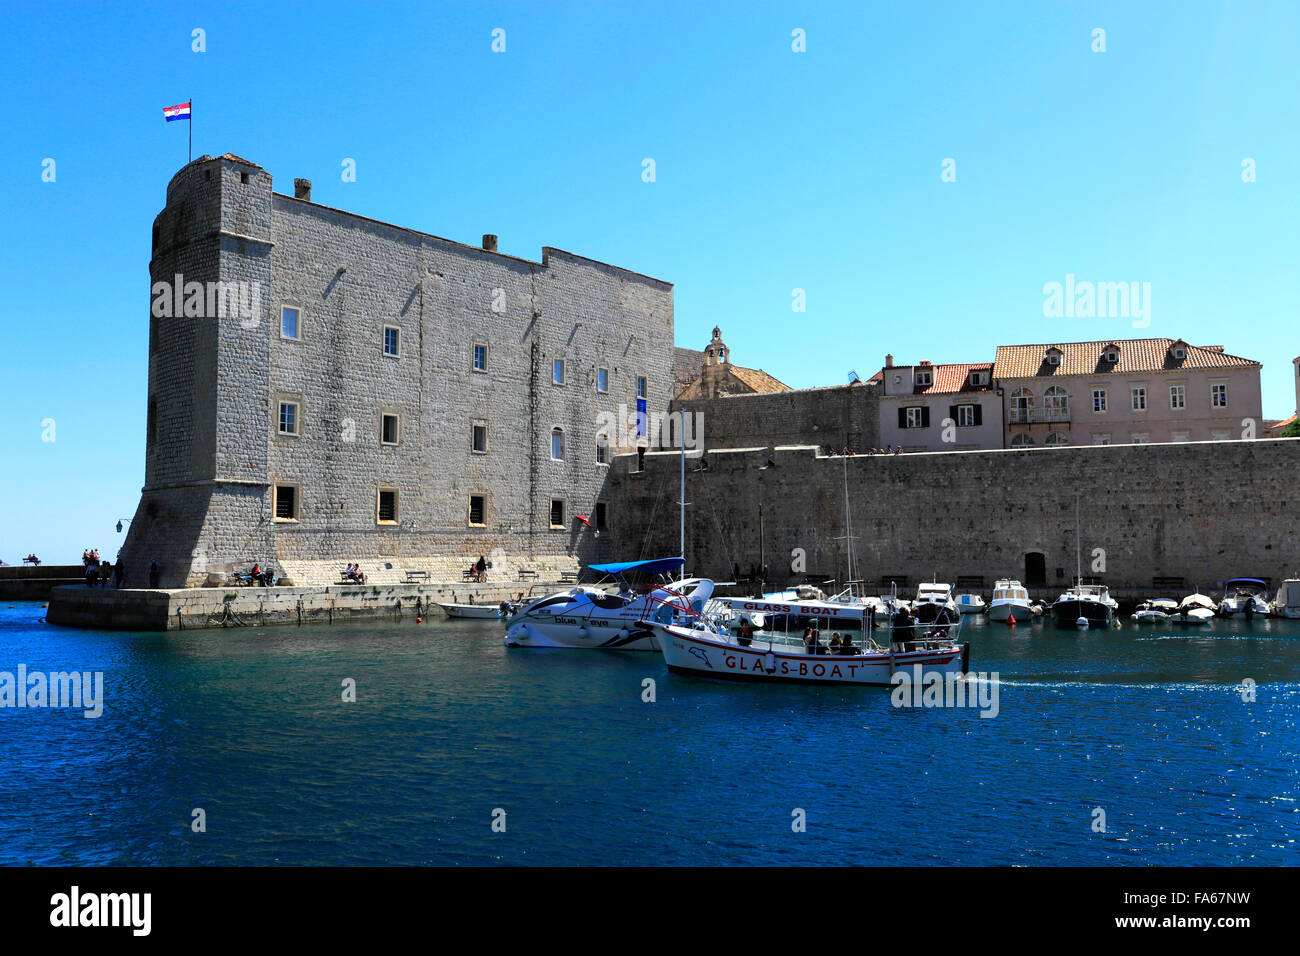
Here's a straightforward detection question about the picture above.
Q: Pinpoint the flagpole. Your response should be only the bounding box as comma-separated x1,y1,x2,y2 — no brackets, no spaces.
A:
188,96,192,163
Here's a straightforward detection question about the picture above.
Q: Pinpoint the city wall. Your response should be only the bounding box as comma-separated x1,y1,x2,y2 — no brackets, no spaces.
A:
608,438,1300,594
671,382,879,453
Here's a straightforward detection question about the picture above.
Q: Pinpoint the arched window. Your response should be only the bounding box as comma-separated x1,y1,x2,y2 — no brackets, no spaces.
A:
1045,431,1070,446
1010,387,1034,423
1044,385,1069,420
1011,433,1035,447
551,427,565,461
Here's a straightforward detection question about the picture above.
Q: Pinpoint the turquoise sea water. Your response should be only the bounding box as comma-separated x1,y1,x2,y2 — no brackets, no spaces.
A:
0,601,1296,865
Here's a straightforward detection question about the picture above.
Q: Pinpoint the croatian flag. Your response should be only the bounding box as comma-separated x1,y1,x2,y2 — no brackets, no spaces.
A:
163,101,191,122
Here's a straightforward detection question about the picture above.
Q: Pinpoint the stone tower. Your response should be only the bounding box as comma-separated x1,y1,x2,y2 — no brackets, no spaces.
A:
118,155,276,587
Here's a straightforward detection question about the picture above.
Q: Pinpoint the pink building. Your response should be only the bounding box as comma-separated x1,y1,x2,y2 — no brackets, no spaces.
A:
877,357,1003,452
992,338,1262,447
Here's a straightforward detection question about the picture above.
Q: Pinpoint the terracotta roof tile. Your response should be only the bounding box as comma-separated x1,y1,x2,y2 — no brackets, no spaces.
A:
992,338,1259,379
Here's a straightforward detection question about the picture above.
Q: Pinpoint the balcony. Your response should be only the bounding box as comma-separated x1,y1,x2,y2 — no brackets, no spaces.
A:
1008,406,1070,424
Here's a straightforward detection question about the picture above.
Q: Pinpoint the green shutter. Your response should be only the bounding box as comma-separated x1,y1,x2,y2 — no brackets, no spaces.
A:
898,407,907,429
921,406,931,428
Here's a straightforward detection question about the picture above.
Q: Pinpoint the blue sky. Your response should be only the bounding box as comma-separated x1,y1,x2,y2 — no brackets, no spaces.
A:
1,1,1296,564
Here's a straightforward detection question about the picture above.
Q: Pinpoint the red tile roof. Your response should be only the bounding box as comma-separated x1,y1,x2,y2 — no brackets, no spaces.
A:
889,362,993,395
992,338,1259,379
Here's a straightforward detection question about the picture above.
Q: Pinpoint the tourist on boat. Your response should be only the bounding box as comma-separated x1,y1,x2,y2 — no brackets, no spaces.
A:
829,632,842,652
738,618,754,646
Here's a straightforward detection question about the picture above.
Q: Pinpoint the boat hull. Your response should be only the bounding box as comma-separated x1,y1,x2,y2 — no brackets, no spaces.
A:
652,624,963,686
1052,599,1112,628
505,617,658,650
987,601,1032,623
438,603,502,619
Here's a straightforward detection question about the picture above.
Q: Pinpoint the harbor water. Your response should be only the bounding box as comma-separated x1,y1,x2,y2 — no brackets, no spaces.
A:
1,601,1296,865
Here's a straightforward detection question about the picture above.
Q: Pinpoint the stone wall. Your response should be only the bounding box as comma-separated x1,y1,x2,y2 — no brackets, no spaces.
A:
608,438,1300,594
119,155,675,587
670,382,879,453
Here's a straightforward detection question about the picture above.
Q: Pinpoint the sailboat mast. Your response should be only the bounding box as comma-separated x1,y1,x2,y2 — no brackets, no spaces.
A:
679,409,685,583
1075,493,1081,585
842,454,853,587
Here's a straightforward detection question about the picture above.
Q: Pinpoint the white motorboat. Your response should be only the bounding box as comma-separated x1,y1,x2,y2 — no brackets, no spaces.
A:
649,609,966,687
1271,578,1300,619
503,558,713,650
1052,583,1115,628
438,602,503,619
912,581,959,624
1181,592,1217,612
1149,598,1178,613
955,593,986,614
987,579,1034,623
1216,578,1270,618
1171,605,1214,626
1130,602,1168,623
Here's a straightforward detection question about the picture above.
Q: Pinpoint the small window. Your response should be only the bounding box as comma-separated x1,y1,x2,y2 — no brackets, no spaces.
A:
1211,383,1227,408
240,171,249,185
1171,430,1190,442
1169,384,1186,410
636,376,646,399
279,401,299,436
1092,434,1110,446
969,371,988,386
956,405,975,427
381,414,399,445
473,344,488,372
281,307,300,340
915,370,932,387
549,499,565,528
904,406,925,429
1011,433,1034,447
1104,350,1118,363
1045,431,1070,446
1131,387,1147,411
1172,346,1186,360
1211,429,1230,441
469,494,486,526
377,488,399,524
383,326,400,357
551,426,565,461
1130,433,1150,445
472,422,488,454
595,502,607,529
274,483,298,521
596,368,608,393
147,397,157,447
596,438,609,464
553,358,565,385
1092,388,1107,413
1046,351,1062,366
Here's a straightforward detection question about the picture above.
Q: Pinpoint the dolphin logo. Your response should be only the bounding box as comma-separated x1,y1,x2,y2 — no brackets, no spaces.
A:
688,647,713,669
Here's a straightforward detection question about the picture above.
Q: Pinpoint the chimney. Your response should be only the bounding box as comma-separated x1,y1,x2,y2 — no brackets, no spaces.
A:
885,354,894,368
294,178,312,201
482,234,498,253
919,359,931,366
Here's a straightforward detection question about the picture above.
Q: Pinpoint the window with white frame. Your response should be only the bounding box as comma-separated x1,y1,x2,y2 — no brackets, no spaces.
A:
381,413,399,445
1130,433,1149,444
549,499,565,528
278,401,299,436
915,369,932,387
1045,431,1070,445
1010,387,1033,423
383,326,400,357
281,306,300,340
273,483,299,521
956,405,975,427
553,359,565,385
596,368,608,393
1043,386,1069,419
1011,433,1034,447
550,426,565,461
377,488,399,524
636,376,647,399
1169,384,1186,410
1092,434,1110,446
904,406,926,429
473,344,488,372
472,421,488,454
1092,388,1107,413
1131,386,1147,411
468,494,486,527
1211,382,1227,408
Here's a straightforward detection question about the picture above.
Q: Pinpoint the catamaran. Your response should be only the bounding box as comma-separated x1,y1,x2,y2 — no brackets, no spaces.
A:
502,558,713,650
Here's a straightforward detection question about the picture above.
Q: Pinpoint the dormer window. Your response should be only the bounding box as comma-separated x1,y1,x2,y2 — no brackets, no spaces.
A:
969,370,988,387
915,369,932,387
1103,347,1119,363
1171,344,1187,360
1046,349,1062,367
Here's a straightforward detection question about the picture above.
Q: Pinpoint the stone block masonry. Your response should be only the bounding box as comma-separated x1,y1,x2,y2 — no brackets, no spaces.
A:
608,438,1300,594
116,155,674,588
671,382,879,454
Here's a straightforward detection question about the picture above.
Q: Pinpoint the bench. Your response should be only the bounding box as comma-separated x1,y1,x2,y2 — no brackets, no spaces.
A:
22,557,41,566
462,569,479,582
404,570,429,583
517,569,538,581
559,571,578,584
1152,576,1185,591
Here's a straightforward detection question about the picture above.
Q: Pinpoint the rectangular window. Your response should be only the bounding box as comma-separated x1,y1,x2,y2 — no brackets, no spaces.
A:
473,344,488,372
1171,430,1190,442
553,358,565,385
636,376,646,399
549,499,565,528
1092,389,1107,413
468,494,486,526
472,422,488,454
273,483,298,521
1131,387,1147,411
383,326,400,357
281,307,299,340
377,488,399,524
1211,429,1230,441
597,368,608,393
915,370,932,387
278,401,299,436
381,414,399,445
1092,434,1110,446
1211,383,1227,408
1170,384,1186,410
596,438,608,464
1130,433,1149,445
956,405,975,427
551,428,565,461
595,502,607,529
903,406,928,429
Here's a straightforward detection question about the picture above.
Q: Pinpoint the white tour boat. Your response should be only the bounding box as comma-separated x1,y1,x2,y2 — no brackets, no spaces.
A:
503,558,713,650
649,603,967,686
987,579,1034,623
438,602,504,619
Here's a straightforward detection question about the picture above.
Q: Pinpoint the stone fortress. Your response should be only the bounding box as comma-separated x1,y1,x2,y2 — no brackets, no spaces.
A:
118,154,674,588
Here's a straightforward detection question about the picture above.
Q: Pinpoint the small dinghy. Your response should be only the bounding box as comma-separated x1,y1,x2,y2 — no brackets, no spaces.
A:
1170,606,1214,626
1131,602,1169,623
439,602,504,619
